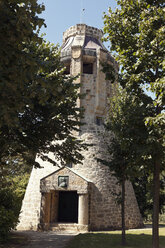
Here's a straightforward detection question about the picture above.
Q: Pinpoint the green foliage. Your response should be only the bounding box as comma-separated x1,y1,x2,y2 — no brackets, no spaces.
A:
0,0,45,129
0,188,20,240
0,156,30,240
0,0,85,240
11,173,30,201
0,172,29,240
100,86,152,245
103,0,165,183
0,0,85,169
103,1,165,246
133,172,165,219
0,36,85,168
103,88,164,219
103,86,152,176
101,62,116,82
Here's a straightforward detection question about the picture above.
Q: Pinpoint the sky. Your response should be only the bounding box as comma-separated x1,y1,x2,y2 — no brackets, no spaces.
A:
38,0,117,46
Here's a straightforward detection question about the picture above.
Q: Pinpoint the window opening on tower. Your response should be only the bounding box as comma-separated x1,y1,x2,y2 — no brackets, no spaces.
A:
96,116,103,126
83,62,93,74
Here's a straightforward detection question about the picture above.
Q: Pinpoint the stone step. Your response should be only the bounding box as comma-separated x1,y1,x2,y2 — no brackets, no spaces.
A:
50,223,88,233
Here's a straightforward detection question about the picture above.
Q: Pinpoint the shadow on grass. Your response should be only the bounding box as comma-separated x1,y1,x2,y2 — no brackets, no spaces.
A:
67,233,165,248
159,224,165,228
145,224,165,228
0,232,28,248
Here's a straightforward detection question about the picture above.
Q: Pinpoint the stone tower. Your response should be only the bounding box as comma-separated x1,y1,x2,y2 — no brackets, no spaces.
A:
17,24,143,232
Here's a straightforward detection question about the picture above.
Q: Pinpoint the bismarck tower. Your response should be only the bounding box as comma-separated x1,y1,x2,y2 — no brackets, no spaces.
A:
17,24,143,232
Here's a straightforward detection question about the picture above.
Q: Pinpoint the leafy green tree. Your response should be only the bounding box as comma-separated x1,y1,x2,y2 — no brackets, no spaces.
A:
103,1,165,247
0,0,85,169
133,171,165,220
101,86,151,245
0,0,44,128
0,155,30,240
100,130,128,246
0,188,20,240
0,0,85,238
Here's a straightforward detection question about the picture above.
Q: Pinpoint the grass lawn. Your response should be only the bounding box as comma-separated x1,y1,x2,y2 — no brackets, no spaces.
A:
67,228,165,248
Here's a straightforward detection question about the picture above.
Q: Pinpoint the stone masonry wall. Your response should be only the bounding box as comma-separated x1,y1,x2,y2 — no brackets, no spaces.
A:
17,157,59,230
63,24,103,43
73,132,143,230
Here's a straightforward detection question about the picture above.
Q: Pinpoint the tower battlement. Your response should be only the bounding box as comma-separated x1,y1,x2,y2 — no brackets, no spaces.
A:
63,24,103,43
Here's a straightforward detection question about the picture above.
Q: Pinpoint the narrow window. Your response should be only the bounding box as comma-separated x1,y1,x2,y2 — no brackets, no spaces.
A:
83,63,93,74
64,64,70,74
96,117,103,126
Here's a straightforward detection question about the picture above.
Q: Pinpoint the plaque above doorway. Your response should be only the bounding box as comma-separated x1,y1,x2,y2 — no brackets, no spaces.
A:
58,176,69,188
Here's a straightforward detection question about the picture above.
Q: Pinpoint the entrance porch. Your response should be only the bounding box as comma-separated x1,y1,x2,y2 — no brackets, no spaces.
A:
39,167,90,232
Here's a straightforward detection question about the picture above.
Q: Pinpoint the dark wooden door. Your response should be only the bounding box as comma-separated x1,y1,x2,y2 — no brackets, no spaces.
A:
58,191,78,223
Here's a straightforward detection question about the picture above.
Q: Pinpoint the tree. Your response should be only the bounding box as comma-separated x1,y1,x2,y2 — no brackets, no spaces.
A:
100,130,128,246
133,170,165,220
103,1,165,247
0,0,85,238
0,188,20,240
0,0,44,128
0,156,30,240
101,86,151,246
0,0,85,169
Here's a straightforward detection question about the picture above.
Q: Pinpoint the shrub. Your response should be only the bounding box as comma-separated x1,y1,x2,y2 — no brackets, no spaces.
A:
0,188,20,240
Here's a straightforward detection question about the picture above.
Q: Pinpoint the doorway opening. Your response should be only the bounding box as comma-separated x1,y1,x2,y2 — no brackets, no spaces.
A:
58,191,78,223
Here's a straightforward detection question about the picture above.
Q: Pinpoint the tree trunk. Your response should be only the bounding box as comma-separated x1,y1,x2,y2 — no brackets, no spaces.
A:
121,179,126,246
152,159,160,248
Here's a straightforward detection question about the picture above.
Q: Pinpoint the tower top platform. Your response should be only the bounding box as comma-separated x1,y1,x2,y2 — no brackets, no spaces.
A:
63,24,103,43
61,24,111,61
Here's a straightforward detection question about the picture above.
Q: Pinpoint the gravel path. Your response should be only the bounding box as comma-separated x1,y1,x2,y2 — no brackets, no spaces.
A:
23,231,76,248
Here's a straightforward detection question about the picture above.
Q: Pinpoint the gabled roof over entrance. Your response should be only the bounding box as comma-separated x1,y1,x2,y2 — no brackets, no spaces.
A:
40,167,90,194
